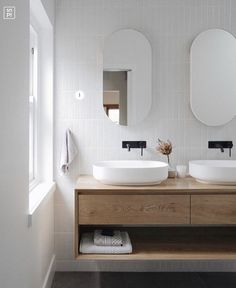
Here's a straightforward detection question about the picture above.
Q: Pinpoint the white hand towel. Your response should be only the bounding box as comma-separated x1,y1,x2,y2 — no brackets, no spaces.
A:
94,230,123,246
80,232,132,254
60,129,78,173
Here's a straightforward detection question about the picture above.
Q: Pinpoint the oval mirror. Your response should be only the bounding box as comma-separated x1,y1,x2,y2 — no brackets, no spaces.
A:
190,29,236,126
103,29,152,126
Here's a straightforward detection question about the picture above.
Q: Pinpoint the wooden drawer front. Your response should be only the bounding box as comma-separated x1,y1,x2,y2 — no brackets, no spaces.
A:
191,195,236,224
78,195,190,225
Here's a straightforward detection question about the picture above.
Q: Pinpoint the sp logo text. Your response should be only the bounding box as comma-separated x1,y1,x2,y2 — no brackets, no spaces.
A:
3,6,16,20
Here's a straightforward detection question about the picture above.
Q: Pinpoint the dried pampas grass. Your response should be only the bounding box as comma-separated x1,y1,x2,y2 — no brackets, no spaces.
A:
156,138,173,164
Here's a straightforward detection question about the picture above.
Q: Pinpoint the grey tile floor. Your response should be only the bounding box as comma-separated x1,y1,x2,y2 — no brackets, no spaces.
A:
52,272,236,288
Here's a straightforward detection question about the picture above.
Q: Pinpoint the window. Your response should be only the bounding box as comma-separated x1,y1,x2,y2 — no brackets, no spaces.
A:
29,26,38,186
29,2,54,211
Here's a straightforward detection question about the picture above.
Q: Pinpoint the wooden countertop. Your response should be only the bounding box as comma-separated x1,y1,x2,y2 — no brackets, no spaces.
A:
75,175,236,195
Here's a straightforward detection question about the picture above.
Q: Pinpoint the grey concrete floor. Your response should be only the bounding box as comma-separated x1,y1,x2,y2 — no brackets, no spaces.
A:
52,272,236,288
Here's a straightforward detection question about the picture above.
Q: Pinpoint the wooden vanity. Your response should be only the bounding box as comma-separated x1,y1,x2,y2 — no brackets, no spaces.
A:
75,176,236,261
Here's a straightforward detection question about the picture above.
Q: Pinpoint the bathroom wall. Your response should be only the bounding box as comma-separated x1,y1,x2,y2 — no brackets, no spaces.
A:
0,0,55,287
0,1,30,286
55,0,236,271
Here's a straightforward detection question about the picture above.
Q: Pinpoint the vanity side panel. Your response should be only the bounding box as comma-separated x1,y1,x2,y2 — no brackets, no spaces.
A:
78,195,190,225
74,191,79,258
191,195,236,224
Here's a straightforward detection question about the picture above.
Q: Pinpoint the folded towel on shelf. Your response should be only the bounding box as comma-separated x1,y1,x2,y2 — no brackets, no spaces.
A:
94,230,123,246
80,232,132,254
60,129,78,173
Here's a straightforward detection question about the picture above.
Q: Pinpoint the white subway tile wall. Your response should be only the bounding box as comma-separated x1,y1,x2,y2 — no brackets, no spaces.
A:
54,0,236,271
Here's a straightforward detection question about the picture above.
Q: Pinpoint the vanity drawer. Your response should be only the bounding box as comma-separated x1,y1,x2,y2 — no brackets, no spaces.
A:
191,195,236,224
78,195,190,225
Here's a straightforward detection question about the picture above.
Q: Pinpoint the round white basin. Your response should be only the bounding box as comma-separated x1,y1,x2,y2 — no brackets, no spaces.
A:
189,160,236,185
93,160,168,185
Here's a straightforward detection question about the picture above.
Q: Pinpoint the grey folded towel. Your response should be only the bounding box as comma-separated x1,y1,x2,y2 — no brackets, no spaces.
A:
80,232,132,254
94,230,123,246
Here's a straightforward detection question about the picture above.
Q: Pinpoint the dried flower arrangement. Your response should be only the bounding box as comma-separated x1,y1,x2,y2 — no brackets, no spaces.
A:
156,138,173,165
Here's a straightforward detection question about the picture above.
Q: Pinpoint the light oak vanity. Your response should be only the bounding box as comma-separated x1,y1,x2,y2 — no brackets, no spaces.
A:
75,176,236,261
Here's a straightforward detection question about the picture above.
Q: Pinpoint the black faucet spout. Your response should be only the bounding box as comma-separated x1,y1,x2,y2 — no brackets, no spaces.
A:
215,145,224,153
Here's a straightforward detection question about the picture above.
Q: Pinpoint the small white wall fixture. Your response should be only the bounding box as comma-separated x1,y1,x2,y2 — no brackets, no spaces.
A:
190,29,236,126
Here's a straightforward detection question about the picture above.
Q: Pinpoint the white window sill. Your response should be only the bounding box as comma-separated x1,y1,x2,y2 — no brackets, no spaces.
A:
28,181,56,226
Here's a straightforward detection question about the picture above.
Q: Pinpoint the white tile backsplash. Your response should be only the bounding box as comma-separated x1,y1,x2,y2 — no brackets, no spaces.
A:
54,0,236,270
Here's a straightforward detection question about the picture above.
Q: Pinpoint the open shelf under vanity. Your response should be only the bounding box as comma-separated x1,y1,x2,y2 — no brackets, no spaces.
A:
75,176,236,262
76,226,236,261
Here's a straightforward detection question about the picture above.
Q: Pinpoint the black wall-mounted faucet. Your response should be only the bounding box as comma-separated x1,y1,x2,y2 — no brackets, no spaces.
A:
208,141,233,157
122,141,147,156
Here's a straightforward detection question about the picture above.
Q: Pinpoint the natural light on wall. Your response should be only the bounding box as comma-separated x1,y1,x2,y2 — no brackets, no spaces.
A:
29,25,38,185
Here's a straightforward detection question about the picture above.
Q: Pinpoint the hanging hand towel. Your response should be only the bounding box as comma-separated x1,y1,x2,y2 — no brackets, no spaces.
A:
60,129,78,173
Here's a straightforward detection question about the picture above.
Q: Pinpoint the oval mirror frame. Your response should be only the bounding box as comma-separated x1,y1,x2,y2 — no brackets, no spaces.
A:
190,29,236,126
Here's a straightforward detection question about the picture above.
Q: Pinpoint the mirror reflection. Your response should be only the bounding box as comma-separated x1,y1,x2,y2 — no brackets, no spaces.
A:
103,71,128,125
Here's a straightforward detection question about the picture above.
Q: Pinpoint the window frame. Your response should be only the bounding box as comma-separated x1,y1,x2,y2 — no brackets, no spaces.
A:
29,25,39,190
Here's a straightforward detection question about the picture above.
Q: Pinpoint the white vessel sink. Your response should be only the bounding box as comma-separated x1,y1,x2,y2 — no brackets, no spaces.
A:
189,160,236,185
93,160,168,185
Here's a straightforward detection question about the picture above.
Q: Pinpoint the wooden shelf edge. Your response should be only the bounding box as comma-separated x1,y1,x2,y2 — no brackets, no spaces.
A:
76,254,236,261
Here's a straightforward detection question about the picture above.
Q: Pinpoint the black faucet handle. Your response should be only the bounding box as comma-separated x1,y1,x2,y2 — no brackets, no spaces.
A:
126,143,131,151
